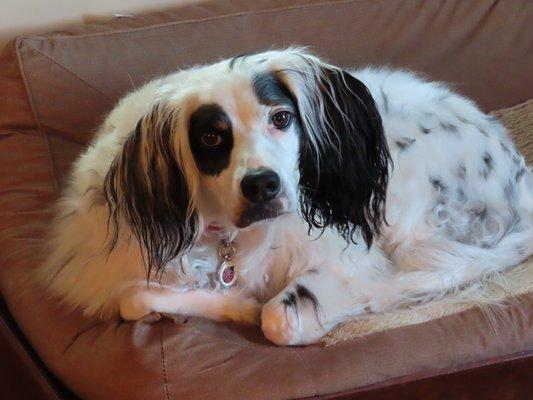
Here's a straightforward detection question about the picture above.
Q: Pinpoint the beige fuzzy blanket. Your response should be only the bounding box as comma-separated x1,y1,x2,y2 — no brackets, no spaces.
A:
325,99,533,345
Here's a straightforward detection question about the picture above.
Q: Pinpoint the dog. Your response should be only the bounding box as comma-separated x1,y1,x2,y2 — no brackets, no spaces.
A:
38,48,532,345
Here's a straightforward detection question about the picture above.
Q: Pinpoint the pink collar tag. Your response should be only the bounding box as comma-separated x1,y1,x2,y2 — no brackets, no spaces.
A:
216,240,237,289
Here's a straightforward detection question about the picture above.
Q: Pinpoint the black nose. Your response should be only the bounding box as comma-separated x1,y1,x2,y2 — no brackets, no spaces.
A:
241,169,281,203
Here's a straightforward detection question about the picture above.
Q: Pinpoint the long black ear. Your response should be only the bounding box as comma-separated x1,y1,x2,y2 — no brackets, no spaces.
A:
104,102,198,277
294,63,390,247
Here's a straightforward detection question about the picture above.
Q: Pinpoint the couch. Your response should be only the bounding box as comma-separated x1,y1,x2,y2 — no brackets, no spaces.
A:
1,0,532,399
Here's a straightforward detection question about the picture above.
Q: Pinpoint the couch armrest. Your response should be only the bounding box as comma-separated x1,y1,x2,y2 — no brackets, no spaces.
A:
0,295,66,400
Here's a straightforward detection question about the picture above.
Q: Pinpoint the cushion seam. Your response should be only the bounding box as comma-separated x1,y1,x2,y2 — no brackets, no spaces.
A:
18,0,389,42
159,324,171,400
24,42,113,103
0,130,34,136
293,349,318,397
14,38,59,192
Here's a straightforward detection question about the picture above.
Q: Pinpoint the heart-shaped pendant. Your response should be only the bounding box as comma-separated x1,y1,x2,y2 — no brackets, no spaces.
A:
218,259,237,288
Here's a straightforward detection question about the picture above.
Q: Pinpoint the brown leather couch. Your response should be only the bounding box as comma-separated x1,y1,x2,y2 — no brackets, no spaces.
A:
1,1,532,399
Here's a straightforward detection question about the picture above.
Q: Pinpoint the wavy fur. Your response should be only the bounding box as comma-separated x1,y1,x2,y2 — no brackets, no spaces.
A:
37,48,532,345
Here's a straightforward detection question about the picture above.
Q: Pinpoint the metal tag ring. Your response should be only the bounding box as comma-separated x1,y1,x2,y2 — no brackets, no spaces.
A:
217,243,235,259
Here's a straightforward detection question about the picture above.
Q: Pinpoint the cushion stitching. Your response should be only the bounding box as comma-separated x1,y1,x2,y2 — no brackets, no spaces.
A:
24,42,114,103
293,349,318,396
15,38,59,192
0,130,34,136
159,323,171,400
20,0,386,42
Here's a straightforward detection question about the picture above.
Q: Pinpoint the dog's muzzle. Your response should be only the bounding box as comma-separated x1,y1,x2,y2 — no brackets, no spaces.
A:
236,168,285,227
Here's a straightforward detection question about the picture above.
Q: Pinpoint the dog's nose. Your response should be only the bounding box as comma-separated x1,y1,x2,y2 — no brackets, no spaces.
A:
241,169,281,203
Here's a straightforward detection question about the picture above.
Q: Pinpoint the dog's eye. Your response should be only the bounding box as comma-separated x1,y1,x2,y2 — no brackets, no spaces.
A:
271,111,292,130
200,132,223,147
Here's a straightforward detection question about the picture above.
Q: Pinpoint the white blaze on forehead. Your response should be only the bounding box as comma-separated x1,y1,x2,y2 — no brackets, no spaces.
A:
204,73,263,134
247,155,264,169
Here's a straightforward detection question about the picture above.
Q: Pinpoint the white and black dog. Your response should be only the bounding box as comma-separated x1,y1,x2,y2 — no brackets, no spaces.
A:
38,48,532,345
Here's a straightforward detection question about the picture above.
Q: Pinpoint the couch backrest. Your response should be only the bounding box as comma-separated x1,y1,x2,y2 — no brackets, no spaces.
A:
2,0,533,181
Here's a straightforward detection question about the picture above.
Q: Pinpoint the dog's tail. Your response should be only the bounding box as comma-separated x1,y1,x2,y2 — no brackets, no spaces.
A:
375,225,533,311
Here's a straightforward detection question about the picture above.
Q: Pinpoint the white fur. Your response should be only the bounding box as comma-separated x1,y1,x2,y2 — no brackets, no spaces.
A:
37,49,533,345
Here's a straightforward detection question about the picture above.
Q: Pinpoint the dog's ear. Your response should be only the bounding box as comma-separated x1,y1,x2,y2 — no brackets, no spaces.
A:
104,102,198,277
280,55,390,247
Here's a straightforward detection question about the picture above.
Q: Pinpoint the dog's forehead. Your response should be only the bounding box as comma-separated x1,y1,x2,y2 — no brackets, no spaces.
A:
191,71,266,133
190,64,296,128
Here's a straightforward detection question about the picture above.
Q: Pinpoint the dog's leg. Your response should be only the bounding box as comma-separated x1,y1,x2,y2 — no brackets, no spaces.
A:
261,269,370,345
119,284,260,324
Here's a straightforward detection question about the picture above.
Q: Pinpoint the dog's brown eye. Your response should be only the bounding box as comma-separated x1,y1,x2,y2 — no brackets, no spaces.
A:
271,111,292,130
200,132,222,147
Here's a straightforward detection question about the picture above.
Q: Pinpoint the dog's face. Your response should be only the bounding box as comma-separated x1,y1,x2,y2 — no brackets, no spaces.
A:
186,71,301,229
105,49,390,274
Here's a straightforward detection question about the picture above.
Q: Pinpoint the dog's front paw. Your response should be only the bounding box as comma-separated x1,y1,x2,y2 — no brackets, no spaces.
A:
261,298,300,345
261,287,326,346
119,288,152,321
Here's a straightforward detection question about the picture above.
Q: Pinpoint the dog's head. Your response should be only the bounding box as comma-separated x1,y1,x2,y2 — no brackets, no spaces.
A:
105,48,390,274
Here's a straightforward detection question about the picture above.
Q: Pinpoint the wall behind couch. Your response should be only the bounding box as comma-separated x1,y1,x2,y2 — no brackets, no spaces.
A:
1,0,199,50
